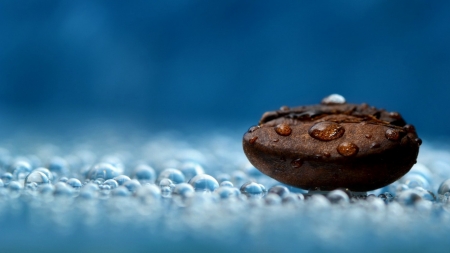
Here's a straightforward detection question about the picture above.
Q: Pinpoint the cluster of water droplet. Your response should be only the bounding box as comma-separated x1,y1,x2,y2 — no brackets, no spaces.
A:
1,130,450,252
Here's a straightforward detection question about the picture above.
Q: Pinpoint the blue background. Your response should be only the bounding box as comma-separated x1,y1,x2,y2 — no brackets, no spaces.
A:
0,0,449,138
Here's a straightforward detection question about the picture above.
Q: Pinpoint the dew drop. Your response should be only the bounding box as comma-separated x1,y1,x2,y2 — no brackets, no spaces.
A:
337,142,359,157
385,128,400,141
274,123,292,136
87,163,120,180
389,111,402,119
370,142,380,149
415,138,422,145
365,134,372,139
248,126,260,133
308,122,345,141
24,171,49,186
132,164,156,183
157,168,185,184
321,94,346,105
249,136,258,144
240,182,265,198
403,124,416,133
290,158,303,168
279,105,290,111
66,178,82,189
188,174,219,192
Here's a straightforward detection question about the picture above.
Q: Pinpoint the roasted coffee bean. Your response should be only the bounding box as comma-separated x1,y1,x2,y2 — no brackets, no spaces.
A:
242,94,421,192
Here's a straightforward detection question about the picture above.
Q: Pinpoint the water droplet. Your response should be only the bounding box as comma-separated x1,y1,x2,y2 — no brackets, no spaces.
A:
66,178,82,189
265,193,282,205
403,124,416,133
87,163,120,180
240,182,265,198
113,175,131,186
103,179,119,189
282,193,304,204
8,181,23,193
157,168,185,184
34,168,53,182
370,142,380,149
132,164,156,183
173,183,195,197
323,152,331,158
365,134,372,139
180,161,205,181
327,189,350,204
24,171,49,186
53,182,73,197
389,111,401,119
189,174,219,192
415,138,422,145
220,181,234,187
1,173,12,186
123,179,141,192
308,122,345,141
321,94,346,105
385,128,400,141
249,136,258,144
438,179,450,195
273,139,279,142
216,186,240,199
10,161,32,181
274,123,292,136
337,142,359,157
280,105,290,111
248,125,260,133
290,158,303,168
268,185,290,197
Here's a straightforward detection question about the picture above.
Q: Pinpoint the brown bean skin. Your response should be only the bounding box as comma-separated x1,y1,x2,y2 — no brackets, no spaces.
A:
242,95,421,192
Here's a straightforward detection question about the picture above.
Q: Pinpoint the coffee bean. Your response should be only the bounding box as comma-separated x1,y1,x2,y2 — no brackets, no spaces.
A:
242,94,421,192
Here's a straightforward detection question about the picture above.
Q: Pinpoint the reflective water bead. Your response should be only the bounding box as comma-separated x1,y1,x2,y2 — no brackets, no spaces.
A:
240,182,265,198
265,193,282,205
87,163,120,180
401,173,430,189
59,177,69,183
327,189,350,204
282,193,305,204
39,184,54,195
189,174,219,192
157,168,185,184
113,175,131,186
66,178,82,189
179,161,205,181
216,186,240,199
34,167,54,182
132,164,156,183
8,181,23,192
173,183,195,198
220,181,234,187
53,182,73,197
10,160,32,181
438,179,450,195
268,185,290,198
159,178,175,189
104,179,119,189
24,171,49,187
1,172,12,185
215,173,231,183
123,179,141,193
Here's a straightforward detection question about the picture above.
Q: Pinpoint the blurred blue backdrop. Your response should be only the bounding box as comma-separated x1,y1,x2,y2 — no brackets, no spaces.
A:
0,0,449,138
